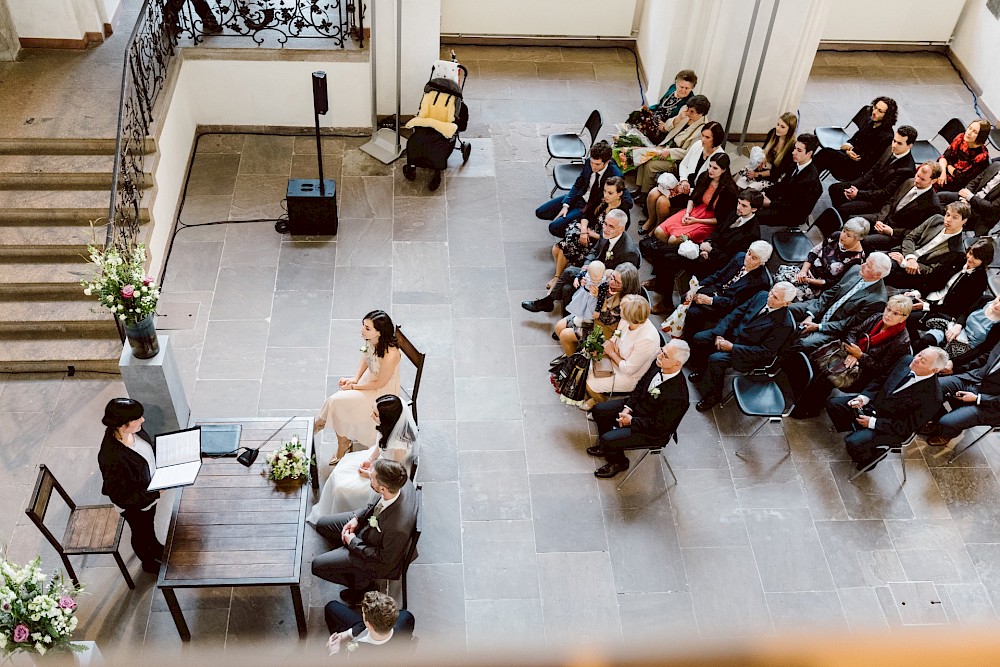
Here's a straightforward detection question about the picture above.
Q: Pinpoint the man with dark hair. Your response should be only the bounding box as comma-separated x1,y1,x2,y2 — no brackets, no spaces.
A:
325,591,415,655
756,132,823,227
312,459,418,604
536,140,631,238
813,97,897,180
861,161,943,252
829,126,917,216
885,201,970,291
938,160,1000,235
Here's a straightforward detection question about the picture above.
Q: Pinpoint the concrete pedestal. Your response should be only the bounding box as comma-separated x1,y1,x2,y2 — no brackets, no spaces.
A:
119,334,190,437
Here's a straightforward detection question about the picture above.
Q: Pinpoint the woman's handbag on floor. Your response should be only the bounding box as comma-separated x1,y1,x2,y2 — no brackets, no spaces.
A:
810,336,865,389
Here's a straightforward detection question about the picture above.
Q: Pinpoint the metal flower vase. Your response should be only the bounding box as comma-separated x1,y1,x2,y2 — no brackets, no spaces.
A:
123,314,159,359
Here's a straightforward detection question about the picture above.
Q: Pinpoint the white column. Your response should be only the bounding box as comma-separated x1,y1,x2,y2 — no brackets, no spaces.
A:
372,0,441,117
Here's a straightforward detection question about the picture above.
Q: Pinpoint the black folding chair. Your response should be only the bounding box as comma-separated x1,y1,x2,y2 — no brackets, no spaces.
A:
948,425,1000,465
911,117,966,166
849,432,918,486
551,162,583,197
546,109,601,166
730,351,813,454
816,105,871,151
773,207,843,263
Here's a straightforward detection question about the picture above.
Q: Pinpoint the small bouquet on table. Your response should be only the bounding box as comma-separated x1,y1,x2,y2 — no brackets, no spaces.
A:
0,553,83,660
265,436,310,485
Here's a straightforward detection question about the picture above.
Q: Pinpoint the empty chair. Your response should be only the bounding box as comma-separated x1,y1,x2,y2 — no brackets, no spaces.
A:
551,162,584,197
772,207,843,263
546,109,601,166
910,117,966,166
816,105,871,152
395,325,426,425
25,464,135,589
730,351,813,450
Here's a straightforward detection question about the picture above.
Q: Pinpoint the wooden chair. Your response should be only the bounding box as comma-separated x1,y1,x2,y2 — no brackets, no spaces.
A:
25,464,135,589
395,325,426,425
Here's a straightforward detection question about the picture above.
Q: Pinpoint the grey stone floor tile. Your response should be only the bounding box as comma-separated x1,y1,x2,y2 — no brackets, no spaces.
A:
938,583,998,624
605,498,686,593
452,319,516,378
536,551,621,644
0,412,48,480
508,290,560,347
930,466,1000,543
830,460,915,521
503,240,551,290
210,265,276,320
596,447,673,511
448,220,505,268
259,346,327,412
199,320,269,379
326,319,365,376
335,218,393,267
885,581,949,625
455,376,520,421
682,546,772,638
837,586,890,633
766,591,848,632
465,598,545,647
459,450,530,521
744,508,836,593
392,196,448,241
814,519,903,588
392,241,451,302
237,134,293,176
617,592,699,642
390,304,453,358
42,379,126,450
274,240,338,291
414,420,458,483
725,436,808,509
176,195,233,229
185,153,240,196
522,403,592,474
405,562,466,647
337,176,394,218
416,356,457,421
162,240,223,293
462,519,540,600
330,266,392,319
414,481,462,564
530,472,607,553
190,379,261,420
795,461,850,520
514,346,563,406
967,544,1000,613
231,173,289,219
267,290,333,348
668,468,749,549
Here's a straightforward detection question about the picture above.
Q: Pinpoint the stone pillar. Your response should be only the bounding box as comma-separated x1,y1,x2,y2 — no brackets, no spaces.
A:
372,0,442,116
119,335,191,438
0,0,19,61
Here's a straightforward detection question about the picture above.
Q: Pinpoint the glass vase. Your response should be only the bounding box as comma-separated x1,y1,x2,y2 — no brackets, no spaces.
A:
123,314,159,359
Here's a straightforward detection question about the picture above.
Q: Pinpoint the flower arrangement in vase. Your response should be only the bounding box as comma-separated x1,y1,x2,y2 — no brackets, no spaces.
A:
265,436,309,482
0,554,83,659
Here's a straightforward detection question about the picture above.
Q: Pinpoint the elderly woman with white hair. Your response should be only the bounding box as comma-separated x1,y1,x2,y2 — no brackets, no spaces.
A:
680,240,774,339
777,217,868,301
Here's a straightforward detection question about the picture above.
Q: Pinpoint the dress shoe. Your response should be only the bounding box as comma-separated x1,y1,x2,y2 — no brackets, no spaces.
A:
428,171,443,191
202,22,224,35
586,445,606,457
340,587,373,606
926,435,954,447
854,455,882,473
687,372,702,384
402,164,416,181
594,461,629,478
522,296,554,313
696,398,718,412
552,331,559,341
917,422,940,436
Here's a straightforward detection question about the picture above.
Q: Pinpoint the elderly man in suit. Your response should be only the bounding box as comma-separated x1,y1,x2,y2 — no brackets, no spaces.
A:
829,126,918,216
523,208,640,313
680,240,774,339
862,161,943,252
789,252,892,353
588,339,691,479
312,459,418,604
939,161,1000,235
826,347,948,471
536,140,632,238
325,591,415,655
924,340,1000,447
755,132,823,228
689,282,797,412
885,200,970,291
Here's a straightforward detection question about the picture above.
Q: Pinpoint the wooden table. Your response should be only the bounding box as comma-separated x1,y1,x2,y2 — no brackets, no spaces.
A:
157,417,313,641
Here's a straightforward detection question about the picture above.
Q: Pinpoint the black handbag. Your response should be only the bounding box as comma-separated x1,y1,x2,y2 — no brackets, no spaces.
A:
810,335,867,389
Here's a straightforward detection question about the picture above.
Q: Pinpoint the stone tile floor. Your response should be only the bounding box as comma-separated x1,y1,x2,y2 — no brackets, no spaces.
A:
3,42,1000,661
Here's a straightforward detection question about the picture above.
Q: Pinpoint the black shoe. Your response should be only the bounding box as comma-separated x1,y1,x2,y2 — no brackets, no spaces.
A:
403,164,416,181
522,296,554,313
202,22,223,35
428,171,442,191
854,456,882,473
586,445,606,457
688,372,702,384
594,461,629,478
696,398,718,412
552,331,559,341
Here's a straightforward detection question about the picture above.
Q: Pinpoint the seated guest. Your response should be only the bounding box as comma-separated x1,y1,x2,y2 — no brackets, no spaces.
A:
861,161,942,252
925,340,1000,447
779,217,868,301
644,189,762,314
679,240,773,339
829,126,917,217
735,112,797,191
885,201,970,290
642,121,725,234
325,591,414,655
588,340,691,479
812,97,897,181
634,95,712,196
312,459,417,605
936,119,992,192
549,176,628,291
580,295,661,411
791,296,913,419
628,69,698,132
789,252,891,353
536,140,631,239
826,347,947,472
755,132,822,228
939,160,1000,235
523,209,639,314
553,264,641,357
689,282,797,412
652,153,738,245
913,294,1000,364
904,239,994,338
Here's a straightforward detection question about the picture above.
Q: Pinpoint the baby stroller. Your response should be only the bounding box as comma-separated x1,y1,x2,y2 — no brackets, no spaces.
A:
403,52,471,191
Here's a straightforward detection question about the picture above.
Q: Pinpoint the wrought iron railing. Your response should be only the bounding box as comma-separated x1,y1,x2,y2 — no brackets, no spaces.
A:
176,0,364,47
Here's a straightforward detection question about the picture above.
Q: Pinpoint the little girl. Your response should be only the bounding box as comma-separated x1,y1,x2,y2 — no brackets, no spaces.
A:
565,261,607,328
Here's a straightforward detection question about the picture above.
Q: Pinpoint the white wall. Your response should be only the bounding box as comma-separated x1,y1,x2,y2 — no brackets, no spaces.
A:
822,0,964,43
951,0,1000,120
372,0,441,116
8,0,101,39
440,0,636,37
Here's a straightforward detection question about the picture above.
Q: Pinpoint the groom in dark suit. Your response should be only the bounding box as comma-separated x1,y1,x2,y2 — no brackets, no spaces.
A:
588,340,691,478
312,459,418,604
826,348,947,471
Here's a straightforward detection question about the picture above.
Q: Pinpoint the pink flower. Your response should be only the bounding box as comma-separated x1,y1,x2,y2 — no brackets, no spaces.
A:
58,596,76,610
121,285,135,298
142,275,153,287
12,624,29,643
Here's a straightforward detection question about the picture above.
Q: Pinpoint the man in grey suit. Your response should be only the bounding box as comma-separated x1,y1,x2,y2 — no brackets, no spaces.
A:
862,161,943,252
886,200,970,291
312,459,417,605
939,161,1000,235
789,253,892,352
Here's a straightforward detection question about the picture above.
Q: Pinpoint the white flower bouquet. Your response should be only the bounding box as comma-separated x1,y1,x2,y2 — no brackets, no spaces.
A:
81,242,160,326
265,436,309,481
0,554,83,659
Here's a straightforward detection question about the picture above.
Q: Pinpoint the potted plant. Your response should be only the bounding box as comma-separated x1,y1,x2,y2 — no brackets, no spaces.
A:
0,553,84,662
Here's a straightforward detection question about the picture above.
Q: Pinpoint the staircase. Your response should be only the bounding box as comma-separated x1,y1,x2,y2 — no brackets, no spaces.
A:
0,138,154,373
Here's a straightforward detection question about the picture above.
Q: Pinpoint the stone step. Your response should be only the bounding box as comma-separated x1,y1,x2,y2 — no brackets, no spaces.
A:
0,337,123,374
0,172,153,191
0,189,116,209
0,137,156,155
0,224,109,257
0,208,150,225
0,299,120,335
0,154,114,173
0,261,92,297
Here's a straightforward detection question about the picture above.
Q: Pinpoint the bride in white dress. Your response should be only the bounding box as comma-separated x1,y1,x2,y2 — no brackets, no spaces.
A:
307,394,417,524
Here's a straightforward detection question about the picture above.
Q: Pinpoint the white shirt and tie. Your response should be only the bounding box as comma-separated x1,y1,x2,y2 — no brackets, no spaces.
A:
582,165,608,204
925,266,974,305
866,370,934,429
895,183,931,211
817,278,877,329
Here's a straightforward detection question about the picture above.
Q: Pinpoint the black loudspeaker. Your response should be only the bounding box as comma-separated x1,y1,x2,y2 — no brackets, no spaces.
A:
286,178,338,235
312,71,328,115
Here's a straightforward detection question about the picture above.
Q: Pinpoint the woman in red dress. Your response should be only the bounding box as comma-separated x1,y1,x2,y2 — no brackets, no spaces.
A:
653,153,737,245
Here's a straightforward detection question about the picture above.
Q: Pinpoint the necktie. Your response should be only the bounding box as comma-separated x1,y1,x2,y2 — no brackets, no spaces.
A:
374,499,385,517
895,187,920,211
583,171,601,203
820,279,866,324
893,372,915,393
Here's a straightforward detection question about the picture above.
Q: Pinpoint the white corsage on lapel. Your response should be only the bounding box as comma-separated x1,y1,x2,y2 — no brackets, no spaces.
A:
368,516,381,532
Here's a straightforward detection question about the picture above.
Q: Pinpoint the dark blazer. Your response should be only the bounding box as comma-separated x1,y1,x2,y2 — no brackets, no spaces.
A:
762,162,823,226
868,178,942,238
98,428,160,511
566,161,633,212
792,264,888,337
844,148,916,208
623,366,689,445
919,267,989,322
952,162,1000,232
702,212,761,268
950,342,1000,424
860,355,943,441
845,312,911,388
585,231,641,269
346,479,418,581
698,252,771,312
845,119,895,173
710,290,795,371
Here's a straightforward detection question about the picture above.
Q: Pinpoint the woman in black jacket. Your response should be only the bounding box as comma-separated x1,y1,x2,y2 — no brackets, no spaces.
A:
97,398,163,573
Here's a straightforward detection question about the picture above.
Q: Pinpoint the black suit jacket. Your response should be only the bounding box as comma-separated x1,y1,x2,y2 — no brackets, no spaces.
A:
952,342,1000,424
347,479,418,580
703,212,761,268
566,161,633,212
624,366,689,445
861,356,942,440
962,162,1000,229
846,148,915,207
764,162,823,226
586,231,640,269
919,266,988,322
98,428,160,511
710,291,795,371
699,253,771,312
869,178,942,239
846,119,895,173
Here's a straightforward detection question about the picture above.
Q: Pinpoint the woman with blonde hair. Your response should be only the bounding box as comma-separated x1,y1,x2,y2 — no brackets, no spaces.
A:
736,112,798,190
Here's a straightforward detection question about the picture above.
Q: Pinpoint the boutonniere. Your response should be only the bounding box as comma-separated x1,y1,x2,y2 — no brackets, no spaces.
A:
605,250,613,261
649,387,660,398
346,639,359,652
368,516,381,532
